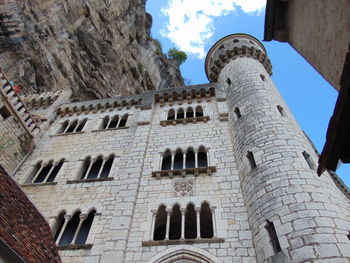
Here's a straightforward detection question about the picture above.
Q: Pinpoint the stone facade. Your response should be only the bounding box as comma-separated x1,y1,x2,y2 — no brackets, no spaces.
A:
9,34,350,262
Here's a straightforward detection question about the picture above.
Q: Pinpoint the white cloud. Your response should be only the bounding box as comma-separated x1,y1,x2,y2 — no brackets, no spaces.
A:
161,0,265,58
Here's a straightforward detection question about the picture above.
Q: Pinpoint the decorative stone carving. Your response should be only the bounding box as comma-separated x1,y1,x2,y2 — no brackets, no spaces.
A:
173,178,194,197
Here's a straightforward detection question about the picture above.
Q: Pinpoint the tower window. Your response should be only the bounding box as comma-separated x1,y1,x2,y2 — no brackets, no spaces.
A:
233,39,239,43
226,78,231,85
277,105,285,116
302,151,316,170
0,105,11,120
55,209,96,246
260,74,266,81
247,151,257,169
151,202,216,241
234,107,241,118
265,220,281,254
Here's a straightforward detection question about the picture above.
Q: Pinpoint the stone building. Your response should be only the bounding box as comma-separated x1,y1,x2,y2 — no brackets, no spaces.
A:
2,33,350,262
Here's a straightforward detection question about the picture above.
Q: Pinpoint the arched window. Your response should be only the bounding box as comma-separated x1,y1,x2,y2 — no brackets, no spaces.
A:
59,121,69,134
108,115,119,128
195,106,203,117
200,203,213,238
65,120,78,133
102,116,110,129
99,155,114,178
31,159,63,184
186,107,194,118
53,211,66,242
86,156,103,179
169,204,181,240
153,206,167,241
186,148,195,168
75,118,87,132
119,114,128,127
161,150,172,170
177,108,184,119
173,150,183,170
167,109,175,120
185,204,197,239
58,211,80,246
198,147,208,167
75,210,96,245
81,157,92,179
55,210,96,246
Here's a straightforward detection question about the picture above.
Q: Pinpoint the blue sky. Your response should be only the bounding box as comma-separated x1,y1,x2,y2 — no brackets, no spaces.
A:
146,0,349,187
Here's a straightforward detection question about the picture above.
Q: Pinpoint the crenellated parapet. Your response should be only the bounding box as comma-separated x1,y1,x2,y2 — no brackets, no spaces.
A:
205,34,272,82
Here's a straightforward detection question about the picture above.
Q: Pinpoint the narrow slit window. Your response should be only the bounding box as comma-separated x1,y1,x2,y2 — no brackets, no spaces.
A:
185,204,197,239
247,151,257,169
226,78,231,85
153,206,167,241
265,220,281,254
277,105,285,116
234,107,241,118
260,74,266,81
302,151,316,170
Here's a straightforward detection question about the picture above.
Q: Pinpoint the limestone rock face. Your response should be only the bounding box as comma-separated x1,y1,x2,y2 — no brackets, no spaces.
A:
0,0,183,101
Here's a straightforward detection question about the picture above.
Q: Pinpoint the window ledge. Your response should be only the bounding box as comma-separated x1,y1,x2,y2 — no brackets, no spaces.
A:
92,126,129,132
51,131,85,137
22,182,57,187
67,177,114,184
152,166,216,179
57,244,93,250
142,238,224,247
160,116,210,126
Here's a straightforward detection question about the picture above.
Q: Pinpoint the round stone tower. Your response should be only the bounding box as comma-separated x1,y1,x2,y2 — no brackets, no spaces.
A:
205,34,350,262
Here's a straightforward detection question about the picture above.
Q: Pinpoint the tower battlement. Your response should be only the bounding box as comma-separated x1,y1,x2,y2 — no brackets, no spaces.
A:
205,34,272,82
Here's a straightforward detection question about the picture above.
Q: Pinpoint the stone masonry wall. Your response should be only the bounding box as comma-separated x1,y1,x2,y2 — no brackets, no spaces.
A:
218,54,350,262
124,87,256,263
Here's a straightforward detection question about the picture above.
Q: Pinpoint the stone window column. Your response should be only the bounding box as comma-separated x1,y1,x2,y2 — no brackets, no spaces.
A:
106,117,112,129
210,206,217,238
171,154,175,170
56,215,71,245
116,117,121,128
72,121,80,133
183,152,186,169
82,158,95,179
195,152,198,168
71,214,87,244
43,162,58,182
165,208,172,240
63,122,70,134
150,209,158,240
97,157,107,178
180,207,186,239
195,207,201,238
31,163,46,183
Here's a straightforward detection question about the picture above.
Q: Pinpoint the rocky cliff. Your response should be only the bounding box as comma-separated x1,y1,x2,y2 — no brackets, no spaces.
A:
0,0,183,101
